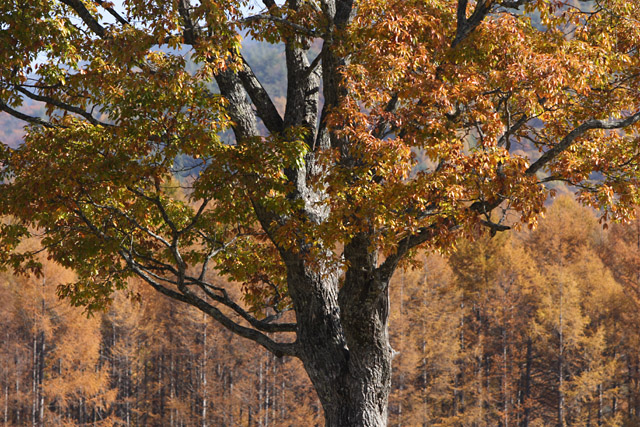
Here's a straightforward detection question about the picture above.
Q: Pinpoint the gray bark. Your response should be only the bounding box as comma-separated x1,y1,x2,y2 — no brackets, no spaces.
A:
520,338,532,427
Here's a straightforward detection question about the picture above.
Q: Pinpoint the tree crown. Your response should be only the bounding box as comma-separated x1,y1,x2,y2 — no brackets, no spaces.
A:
1,0,640,356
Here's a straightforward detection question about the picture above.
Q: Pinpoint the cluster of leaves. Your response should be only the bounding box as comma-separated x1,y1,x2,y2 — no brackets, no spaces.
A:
326,0,640,257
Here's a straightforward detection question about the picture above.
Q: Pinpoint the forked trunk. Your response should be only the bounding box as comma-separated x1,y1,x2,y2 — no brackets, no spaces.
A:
308,286,392,427
284,237,394,426
300,286,392,426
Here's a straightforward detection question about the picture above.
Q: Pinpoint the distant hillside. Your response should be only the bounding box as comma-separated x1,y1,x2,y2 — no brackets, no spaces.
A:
0,99,44,148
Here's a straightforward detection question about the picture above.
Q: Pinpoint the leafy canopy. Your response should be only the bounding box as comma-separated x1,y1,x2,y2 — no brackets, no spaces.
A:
1,0,640,327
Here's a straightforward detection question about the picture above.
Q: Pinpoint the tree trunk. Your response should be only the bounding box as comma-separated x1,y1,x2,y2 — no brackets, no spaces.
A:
503,324,509,427
3,379,8,425
201,314,208,427
557,289,565,427
520,338,532,427
284,235,393,426
597,383,603,427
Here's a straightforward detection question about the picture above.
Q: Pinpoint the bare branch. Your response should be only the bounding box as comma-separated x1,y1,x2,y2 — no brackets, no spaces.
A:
0,99,58,128
94,0,130,26
190,278,297,333
75,197,298,356
177,280,298,357
14,86,113,127
120,251,191,303
123,249,299,357
236,54,285,134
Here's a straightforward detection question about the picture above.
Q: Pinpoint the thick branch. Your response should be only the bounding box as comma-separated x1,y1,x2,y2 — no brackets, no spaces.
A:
124,252,298,357
237,14,320,38
59,0,107,38
526,111,640,175
377,224,440,283
452,0,493,48
94,0,129,26
77,197,297,355
0,99,57,128
499,0,533,9
177,0,199,45
121,251,191,303
178,281,298,357
214,69,261,139
14,86,112,127
189,277,298,333
372,93,399,139
452,0,538,48
237,55,285,134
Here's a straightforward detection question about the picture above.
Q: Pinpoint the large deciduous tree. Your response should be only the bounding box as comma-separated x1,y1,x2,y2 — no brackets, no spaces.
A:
1,0,640,425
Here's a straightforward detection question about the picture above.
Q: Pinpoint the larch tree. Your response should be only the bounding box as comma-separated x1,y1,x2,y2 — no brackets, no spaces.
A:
600,211,640,422
526,197,610,426
2,1,640,425
0,256,115,426
449,231,542,426
387,254,462,426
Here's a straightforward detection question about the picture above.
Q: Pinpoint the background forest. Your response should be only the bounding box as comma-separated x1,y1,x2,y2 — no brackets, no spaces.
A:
2,195,640,427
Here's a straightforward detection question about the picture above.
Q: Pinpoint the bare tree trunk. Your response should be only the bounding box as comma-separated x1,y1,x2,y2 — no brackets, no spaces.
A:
230,368,235,427
170,353,175,427
455,303,465,418
520,338,532,427
628,358,633,418
636,361,640,417
612,380,618,419
15,370,20,426
597,383,603,427
125,356,131,427
32,281,45,427
503,325,509,427
201,314,208,427
557,289,565,427
3,379,8,425
265,356,270,427
271,354,276,426
37,339,44,426
258,359,263,427
32,329,37,426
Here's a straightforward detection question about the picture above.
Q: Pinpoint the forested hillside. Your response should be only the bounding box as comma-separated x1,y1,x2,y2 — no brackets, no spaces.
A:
2,196,640,426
